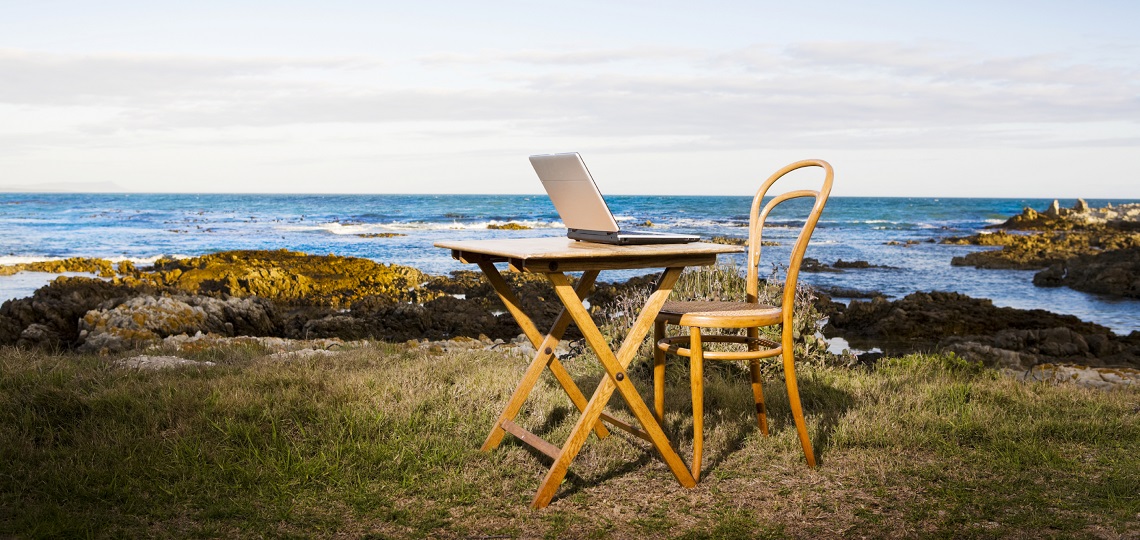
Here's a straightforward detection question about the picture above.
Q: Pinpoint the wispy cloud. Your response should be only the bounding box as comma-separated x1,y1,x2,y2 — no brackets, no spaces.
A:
1,41,1137,154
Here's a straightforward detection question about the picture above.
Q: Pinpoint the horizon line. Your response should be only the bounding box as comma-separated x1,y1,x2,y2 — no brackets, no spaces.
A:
1,191,1138,202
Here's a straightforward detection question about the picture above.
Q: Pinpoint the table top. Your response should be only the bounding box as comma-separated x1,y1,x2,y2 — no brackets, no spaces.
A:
435,237,742,272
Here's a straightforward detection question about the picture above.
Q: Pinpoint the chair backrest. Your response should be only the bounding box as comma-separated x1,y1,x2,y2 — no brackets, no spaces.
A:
744,160,834,323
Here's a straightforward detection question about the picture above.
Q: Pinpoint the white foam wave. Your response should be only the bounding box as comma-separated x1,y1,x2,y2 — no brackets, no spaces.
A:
664,218,746,229
0,255,63,265
0,254,189,266
277,220,564,234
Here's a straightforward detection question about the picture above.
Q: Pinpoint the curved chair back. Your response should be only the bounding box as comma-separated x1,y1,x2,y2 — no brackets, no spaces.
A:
744,160,834,329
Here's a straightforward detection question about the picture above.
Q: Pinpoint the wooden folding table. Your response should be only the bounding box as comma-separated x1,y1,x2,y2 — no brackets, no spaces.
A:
434,237,742,508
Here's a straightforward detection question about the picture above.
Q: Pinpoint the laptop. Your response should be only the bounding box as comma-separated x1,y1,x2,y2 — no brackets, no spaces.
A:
529,152,700,245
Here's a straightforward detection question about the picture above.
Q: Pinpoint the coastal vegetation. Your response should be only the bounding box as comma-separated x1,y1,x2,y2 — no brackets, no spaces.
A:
0,343,1135,538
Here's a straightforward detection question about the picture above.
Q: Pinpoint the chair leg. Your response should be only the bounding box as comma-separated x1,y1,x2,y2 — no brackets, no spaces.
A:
749,358,769,436
653,319,666,424
782,344,817,467
689,327,704,481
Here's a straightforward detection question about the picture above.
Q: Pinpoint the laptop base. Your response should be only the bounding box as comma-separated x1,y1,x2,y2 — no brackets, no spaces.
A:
568,229,700,245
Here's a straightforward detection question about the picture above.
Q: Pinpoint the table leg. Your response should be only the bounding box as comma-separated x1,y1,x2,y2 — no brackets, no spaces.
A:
532,268,696,508
477,263,609,452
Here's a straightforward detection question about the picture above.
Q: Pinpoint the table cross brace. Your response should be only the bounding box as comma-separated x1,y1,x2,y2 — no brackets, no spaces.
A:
479,263,610,453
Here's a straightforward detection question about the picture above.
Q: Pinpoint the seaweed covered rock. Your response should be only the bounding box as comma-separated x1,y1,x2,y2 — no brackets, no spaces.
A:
944,202,1140,298
143,249,437,308
947,230,1106,270
0,257,118,278
486,222,531,230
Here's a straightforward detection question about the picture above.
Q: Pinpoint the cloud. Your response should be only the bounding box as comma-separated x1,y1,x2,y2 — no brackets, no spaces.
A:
1,41,1137,154
0,49,367,105
418,47,702,66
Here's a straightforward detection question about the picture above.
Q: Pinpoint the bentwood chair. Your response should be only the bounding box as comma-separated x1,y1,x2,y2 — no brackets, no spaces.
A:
653,159,833,479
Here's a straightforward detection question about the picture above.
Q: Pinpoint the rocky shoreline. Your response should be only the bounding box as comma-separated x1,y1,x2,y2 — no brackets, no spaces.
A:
822,291,1138,371
2,201,1137,390
942,199,1140,298
0,249,645,353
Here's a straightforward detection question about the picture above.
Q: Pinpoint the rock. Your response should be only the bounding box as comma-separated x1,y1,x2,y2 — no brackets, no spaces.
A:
826,291,1103,343
833,259,897,270
118,260,138,275
0,257,117,278
506,333,573,359
296,295,510,342
948,231,1092,270
813,286,885,299
0,276,163,348
945,341,1037,371
994,201,1140,231
144,250,436,309
948,209,1140,279
79,296,215,352
1033,247,1140,298
941,231,1019,246
1045,199,1061,217
3,250,627,351
826,291,1138,370
707,237,778,246
158,333,344,353
801,259,896,272
708,236,747,246
17,323,62,349
1019,363,1140,390
264,349,342,361
116,355,215,369
487,222,531,230
77,294,280,353
800,258,843,273
191,295,278,336
300,314,379,341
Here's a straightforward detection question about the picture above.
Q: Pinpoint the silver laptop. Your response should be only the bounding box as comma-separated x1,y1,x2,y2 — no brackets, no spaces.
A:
529,152,699,245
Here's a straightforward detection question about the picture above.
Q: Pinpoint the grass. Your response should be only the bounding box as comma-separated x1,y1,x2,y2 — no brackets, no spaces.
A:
0,342,1137,539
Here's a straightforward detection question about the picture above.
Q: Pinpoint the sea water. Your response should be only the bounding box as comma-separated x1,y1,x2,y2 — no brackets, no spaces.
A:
1,193,1137,334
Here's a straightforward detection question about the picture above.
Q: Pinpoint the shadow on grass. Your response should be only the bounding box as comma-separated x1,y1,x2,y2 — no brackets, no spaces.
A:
499,360,855,504
693,368,855,475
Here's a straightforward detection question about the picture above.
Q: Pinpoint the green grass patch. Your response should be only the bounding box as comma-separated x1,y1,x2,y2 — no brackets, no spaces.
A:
0,345,1136,538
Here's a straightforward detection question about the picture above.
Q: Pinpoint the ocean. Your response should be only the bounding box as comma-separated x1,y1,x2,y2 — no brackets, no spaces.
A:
1,193,1137,334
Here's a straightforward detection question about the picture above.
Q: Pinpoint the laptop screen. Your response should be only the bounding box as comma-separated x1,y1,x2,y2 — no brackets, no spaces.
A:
530,153,620,233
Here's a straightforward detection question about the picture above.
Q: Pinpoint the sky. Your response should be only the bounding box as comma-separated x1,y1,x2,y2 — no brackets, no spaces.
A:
1,0,1138,197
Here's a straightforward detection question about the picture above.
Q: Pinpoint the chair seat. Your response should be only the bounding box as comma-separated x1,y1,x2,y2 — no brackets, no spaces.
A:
658,300,783,328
